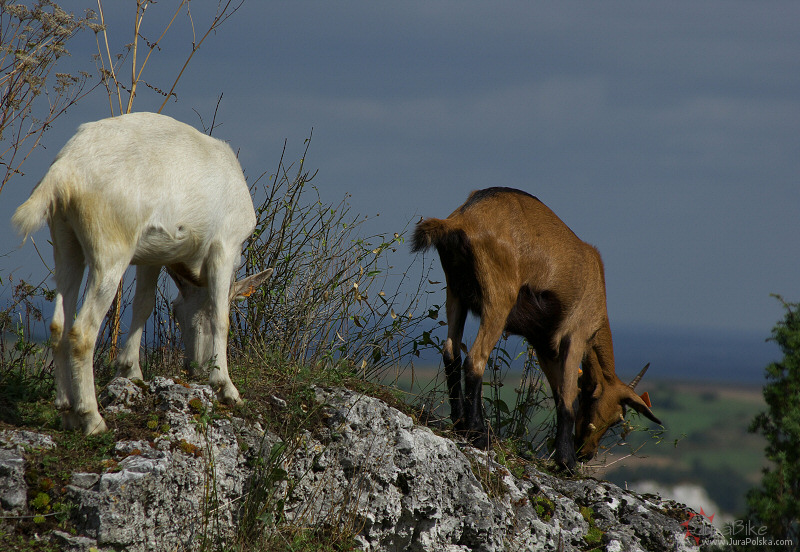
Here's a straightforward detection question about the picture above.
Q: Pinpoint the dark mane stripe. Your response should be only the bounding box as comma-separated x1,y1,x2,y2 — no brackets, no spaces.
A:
459,187,538,212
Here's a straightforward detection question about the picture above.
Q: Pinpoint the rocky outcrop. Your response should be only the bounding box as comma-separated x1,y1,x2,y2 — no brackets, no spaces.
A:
0,378,722,551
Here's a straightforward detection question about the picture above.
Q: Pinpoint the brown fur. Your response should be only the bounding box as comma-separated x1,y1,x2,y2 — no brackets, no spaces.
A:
413,187,661,470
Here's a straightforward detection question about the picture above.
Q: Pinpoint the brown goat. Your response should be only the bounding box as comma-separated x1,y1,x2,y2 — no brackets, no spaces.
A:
412,187,661,470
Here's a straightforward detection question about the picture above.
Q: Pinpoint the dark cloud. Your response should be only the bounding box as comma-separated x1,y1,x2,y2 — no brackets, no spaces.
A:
2,1,798,335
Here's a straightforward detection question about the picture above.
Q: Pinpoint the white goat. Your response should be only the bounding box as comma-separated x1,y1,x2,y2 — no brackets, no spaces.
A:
12,112,272,435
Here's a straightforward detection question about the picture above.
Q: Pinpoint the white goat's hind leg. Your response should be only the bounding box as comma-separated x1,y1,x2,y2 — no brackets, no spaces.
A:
51,292,71,422
50,223,85,430
68,260,129,434
206,244,241,404
114,265,161,380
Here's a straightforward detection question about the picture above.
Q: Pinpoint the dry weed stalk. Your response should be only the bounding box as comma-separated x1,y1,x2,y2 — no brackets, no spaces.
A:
0,0,94,194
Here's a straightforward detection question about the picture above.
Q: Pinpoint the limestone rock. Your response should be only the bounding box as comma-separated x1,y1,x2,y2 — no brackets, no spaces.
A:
0,448,27,513
2,379,723,551
99,376,145,414
0,429,56,514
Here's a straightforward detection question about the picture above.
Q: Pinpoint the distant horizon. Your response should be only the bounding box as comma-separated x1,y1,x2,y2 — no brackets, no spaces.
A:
404,321,778,386
1,306,777,387
612,323,777,384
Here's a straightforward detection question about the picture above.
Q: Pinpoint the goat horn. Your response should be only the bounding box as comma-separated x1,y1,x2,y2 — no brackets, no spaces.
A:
628,363,651,390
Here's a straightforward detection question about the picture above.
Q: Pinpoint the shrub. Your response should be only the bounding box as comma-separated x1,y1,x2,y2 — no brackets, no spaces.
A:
744,296,800,547
227,138,435,381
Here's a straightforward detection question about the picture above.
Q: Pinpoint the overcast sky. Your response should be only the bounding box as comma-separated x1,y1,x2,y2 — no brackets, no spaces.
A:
2,2,798,343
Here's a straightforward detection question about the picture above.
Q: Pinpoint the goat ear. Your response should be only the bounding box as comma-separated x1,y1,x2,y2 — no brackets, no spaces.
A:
230,268,273,301
622,388,662,426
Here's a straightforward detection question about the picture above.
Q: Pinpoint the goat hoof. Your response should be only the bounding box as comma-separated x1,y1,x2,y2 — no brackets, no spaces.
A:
218,394,242,406
468,429,490,450
60,409,106,434
216,383,242,406
556,463,578,475
452,418,467,433
115,363,143,381
555,453,578,474
81,413,108,435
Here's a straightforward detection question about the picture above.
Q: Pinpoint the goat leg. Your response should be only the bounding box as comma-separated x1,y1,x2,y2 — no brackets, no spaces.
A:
463,361,489,449
554,399,578,471
443,347,466,431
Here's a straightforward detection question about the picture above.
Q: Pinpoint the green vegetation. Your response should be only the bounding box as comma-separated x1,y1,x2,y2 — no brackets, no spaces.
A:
600,381,765,516
580,506,604,548
531,493,555,522
743,297,800,547
483,338,556,457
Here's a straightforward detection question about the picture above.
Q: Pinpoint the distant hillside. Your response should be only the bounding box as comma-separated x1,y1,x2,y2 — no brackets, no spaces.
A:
408,323,778,384
612,325,778,383
595,380,766,520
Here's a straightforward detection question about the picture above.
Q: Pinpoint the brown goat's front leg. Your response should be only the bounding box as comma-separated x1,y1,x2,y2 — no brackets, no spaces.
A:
554,398,578,471
463,309,507,449
540,341,581,472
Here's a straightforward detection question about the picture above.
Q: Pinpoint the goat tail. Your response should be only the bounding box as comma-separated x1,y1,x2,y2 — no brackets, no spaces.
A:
411,217,455,253
11,163,69,241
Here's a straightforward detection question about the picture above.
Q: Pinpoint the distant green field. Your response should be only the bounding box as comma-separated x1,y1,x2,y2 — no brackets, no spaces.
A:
598,380,766,516
389,365,767,517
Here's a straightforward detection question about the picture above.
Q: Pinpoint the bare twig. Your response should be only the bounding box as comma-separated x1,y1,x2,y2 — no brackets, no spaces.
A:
96,0,123,114
157,0,245,112
128,0,187,113
0,1,95,193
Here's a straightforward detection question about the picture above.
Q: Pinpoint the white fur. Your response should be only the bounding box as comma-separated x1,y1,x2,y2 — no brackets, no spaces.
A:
12,112,271,434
